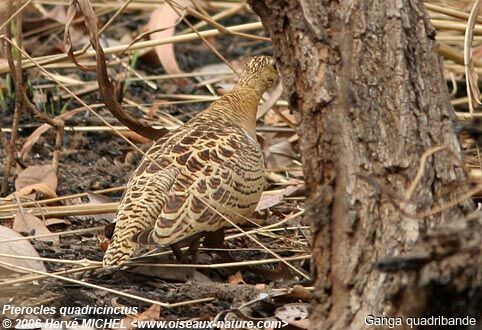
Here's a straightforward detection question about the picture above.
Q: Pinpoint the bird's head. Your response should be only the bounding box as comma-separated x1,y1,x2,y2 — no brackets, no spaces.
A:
237,56,278,94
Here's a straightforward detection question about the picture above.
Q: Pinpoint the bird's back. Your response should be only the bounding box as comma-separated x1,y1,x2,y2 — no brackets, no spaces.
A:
103,55,277,266
103,115,264,266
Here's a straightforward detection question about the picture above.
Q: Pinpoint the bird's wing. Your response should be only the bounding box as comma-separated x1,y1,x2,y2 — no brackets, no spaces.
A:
134,122,264,246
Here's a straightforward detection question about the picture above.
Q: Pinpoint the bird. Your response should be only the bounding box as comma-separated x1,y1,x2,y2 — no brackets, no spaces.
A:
103,56,278,266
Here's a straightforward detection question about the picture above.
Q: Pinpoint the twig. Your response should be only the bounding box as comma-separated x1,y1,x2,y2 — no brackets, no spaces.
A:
67,0,168,140
1,0,23,196
23,94,64,172
0,128,9,152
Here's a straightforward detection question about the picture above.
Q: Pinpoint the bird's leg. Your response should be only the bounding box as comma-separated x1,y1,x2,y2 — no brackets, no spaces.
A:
203,228,235,263
170,233,203,263
187,235,201,264
170,243,189,263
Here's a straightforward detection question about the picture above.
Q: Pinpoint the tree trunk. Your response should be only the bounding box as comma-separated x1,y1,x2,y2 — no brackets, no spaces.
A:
249,0,476,328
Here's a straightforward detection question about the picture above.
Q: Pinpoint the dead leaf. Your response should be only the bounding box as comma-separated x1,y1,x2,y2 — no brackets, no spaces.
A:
257,82,284,120
64,1,95,71
228,271,245,285
78,192,116,222
275,303,310,329
193,62,235,91
256,185,304,211
86,191,114,204
44,218,70,226
147,3,189,83
15,183,58,199
0,225,47,276
13,211,60,243
15,165,58,197
255,283,268,290
264,108,297,126
20,105,86,161
288,285,312,301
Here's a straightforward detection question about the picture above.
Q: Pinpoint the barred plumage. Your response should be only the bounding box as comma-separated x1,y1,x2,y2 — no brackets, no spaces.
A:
103,56,278,266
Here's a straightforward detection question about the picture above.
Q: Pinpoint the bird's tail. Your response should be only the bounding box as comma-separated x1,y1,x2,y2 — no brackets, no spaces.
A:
103,166,179,266
103,218,140,266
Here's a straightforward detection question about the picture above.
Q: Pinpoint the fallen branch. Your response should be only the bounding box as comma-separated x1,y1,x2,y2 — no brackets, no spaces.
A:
64,0,168,141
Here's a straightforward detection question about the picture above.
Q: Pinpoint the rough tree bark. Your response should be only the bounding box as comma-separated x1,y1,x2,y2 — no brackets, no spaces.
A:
249,0,479,329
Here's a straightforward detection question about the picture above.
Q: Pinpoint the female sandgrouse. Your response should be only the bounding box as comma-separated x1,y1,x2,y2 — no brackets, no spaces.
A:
103,56,278,266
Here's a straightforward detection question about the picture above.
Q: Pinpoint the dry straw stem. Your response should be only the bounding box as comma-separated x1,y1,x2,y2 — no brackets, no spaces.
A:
0,176,300,219
439,42,482,67
182,5,270,42
0,259,215,308
0,265,98,287
438,35,482,42
399,145,474,218
0,251,309,270
0,0,33,32
404,145,449,202
425,3,475,21
33,70,235,88
0,203,117,220
23,7,114,39
180,2,246,34
0,226,104,243
432,19,482,33
31,0,239,10
456,110,482,117
446,63,482,75
165,0,239,75
0,253,101,266
464,0,482,114
128,254,311,268
417,184,482,218
226,210,305,240
0,186,124,211
0,22,264,74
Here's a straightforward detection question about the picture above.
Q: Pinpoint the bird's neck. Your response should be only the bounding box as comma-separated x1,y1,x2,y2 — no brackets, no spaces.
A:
207,84,262,137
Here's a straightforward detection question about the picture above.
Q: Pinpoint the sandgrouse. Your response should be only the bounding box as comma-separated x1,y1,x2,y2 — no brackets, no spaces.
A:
103,56,278,266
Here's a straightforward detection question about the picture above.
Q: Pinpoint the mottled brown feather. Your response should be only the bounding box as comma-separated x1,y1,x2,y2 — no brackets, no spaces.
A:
103,56,278,266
